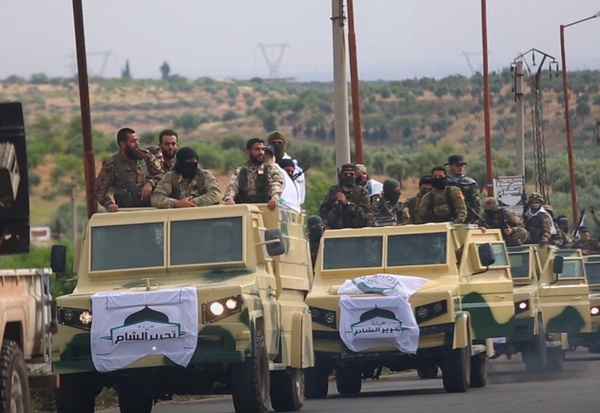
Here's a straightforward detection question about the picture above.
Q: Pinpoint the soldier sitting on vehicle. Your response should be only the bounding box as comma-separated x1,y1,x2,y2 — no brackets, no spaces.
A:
573,226,600,256
551,215,574,249
319,163,370,229
478,197,527,246
416,166,466,224
523,192,555,247
150,146,221,208
404,175,433,224
445,155,481,223
368,179,410,227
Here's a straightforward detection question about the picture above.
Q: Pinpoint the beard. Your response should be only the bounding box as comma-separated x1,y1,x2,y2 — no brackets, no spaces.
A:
125,147,144,160
250,155,264,165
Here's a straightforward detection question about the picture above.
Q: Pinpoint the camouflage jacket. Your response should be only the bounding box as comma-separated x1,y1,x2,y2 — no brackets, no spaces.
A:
319,184,370,229
162,157,175,174
446,173,481,215
368,197,411,227
551,228,574,249
150,169,221,208
404,194,423,224
523,209,553,244
478,208,523,230
94,151,163,209
223,162,283,204
572,238,600,254
416,186,467,224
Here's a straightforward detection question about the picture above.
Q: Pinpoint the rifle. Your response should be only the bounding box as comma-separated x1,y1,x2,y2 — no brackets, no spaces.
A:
292,164,310,181
467,206,487,227
572,209,586,238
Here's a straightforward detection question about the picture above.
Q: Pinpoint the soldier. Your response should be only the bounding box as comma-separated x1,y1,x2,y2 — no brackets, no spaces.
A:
94,127,163,212
523,192,555,246
416,166,467,224
589,206,600,228
356,164,383,204
146,145,164,168
223,138,283,211
158,129,179,173
150,146,221,208
267,131,306,205
404,175,433,224
306,215,324,268
479,197,527,246
319,163,369,229
265,146,300,210
445,155,481,223
368,179,411,227
572,226,600,255
551,215,574,248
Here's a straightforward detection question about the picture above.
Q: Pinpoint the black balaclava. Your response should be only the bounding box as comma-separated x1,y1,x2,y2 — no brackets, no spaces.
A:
307,215,324,243
431,176,446,190
268,131,286,161
382,179,401,205
174,146,199,179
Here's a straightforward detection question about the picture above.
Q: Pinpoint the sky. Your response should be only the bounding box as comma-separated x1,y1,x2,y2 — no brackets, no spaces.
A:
1,1,600,82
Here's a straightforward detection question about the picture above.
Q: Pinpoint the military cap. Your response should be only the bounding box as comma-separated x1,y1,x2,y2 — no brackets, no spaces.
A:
267,131,286,143
340,163,357,173
264,145,275,155
482,197,500,211
445,155,467,166
307,215,323,227
146,145,161,156
579,226,589,233
528,192,543,202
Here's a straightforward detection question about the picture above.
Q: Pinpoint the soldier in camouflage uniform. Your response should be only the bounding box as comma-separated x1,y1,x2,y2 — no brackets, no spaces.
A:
551,215,574,248
158,129,179,173
319,163,370,229
223,138,283,211
416,166,467,224
572,226,600,255
404,175,433,224
445,155,481,223
151,147,221,208
589,206,600,228
368,179,411,226
478,197,527,246
523,192,555,246
94,127,164,212
306,215,324,268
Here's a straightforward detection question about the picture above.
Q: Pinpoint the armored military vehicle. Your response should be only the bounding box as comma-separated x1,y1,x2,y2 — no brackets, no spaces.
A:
305,223,514,397
51,204,314,413
567,254,600,353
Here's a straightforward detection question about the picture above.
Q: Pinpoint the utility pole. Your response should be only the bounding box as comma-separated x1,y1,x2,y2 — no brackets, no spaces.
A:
481,0,493,196
347,0,363,164
513,60,525,177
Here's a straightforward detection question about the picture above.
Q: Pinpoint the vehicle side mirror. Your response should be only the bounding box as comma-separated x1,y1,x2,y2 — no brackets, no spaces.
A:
553,255,564,274
478,243,496,267
264,228,285,257
51,244,67,274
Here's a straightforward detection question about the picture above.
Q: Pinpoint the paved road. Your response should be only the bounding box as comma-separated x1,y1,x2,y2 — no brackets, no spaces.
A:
100,349,600,413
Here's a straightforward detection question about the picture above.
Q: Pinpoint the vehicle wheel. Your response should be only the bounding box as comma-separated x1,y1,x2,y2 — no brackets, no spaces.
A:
469,352,488,388
441,346,470,393
334,366,362,395
522,320,546,373
304,365,330,399
117,385,153,413
0,340,31,413
55,372,101,413
417,365,439,379
231,330,270,413
546,347,563,372
270,368,304,412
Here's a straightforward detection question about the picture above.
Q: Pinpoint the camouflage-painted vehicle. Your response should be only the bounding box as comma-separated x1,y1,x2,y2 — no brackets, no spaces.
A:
50,204,314,413
498,245,588,372
305,223,514,397
568,254,600,353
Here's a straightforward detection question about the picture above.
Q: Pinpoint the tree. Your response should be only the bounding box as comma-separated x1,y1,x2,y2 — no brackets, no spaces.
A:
160,61,170,80
575,102,591,120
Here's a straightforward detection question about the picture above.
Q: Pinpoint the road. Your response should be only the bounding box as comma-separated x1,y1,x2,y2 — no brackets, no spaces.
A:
100,349,600,413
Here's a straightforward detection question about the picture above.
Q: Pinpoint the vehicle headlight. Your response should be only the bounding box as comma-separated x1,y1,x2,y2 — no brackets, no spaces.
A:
514,300,530,315
309,306,337,328
415,300,448,324
591,306,600,316
57,307,93,331
202,295,242,323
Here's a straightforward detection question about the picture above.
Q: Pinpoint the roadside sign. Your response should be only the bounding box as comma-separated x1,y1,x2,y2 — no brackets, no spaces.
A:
493,176,525,215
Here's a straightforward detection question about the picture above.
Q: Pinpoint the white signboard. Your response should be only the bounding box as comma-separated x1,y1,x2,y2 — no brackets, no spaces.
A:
493,176,525,215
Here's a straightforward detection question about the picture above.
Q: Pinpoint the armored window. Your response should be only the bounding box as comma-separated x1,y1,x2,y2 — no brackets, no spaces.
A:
486,242,509,267
559,258,585,279
387,232,447,266
508,252,530,279
323,236,382,270
584,262,600,286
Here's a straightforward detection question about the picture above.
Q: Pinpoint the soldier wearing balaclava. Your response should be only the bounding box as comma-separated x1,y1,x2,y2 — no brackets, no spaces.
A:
368,179,411,226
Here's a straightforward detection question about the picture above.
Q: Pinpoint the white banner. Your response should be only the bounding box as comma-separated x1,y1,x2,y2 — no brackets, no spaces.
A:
91,287,198,373
493,176,525,215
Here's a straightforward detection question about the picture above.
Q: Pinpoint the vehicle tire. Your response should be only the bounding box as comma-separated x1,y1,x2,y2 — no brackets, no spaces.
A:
55,372,100,413
441,346,470,393
546,347,563,372
231,330,270,413
334,366,362,395
304,365,329,399
417,365,439,379
522,320,546,373
469,352,488,388
117,385,153,413
0,340,31,413
270,368,304,412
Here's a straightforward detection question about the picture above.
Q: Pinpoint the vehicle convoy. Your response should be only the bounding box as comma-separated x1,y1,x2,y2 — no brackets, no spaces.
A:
498,245,590,372
51,204,314,413
304,223,515,398
567,254,600,353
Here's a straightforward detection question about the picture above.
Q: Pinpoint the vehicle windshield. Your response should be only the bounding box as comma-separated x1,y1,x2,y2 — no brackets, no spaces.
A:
559,258,585,279
508,252,530,279
91,222,164,271
323,236,382,270
585,262,600,285
170,217,243,265
387,232,447,266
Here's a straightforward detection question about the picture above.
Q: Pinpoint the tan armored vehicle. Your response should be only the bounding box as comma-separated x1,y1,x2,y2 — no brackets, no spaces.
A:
499,245,589,371
305,223,514,397
567,254,599,352
0,268,55,413
51,204,314,413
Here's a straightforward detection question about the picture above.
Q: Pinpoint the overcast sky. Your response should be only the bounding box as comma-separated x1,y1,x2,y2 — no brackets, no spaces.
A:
2,1,600,81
